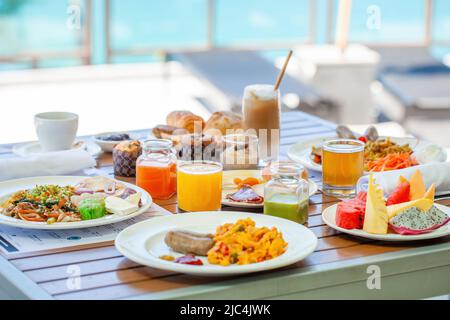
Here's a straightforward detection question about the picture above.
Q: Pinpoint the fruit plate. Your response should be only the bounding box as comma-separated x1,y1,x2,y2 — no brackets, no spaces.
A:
322,203,450,241
221,170,318,208
115,211,318,276
0,176,152,230
287,136,447,173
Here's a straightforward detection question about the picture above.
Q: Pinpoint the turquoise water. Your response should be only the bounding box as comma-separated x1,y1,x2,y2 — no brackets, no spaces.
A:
0,0,449,70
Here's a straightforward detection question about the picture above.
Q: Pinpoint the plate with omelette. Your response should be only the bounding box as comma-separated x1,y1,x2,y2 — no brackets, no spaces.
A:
115,211,317,276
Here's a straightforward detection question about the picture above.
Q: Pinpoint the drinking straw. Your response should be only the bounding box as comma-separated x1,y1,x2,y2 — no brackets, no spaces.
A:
274,49,293,91
335,0,352,52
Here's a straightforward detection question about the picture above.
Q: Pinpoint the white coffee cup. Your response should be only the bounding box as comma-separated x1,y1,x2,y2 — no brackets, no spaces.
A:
34,112,79,152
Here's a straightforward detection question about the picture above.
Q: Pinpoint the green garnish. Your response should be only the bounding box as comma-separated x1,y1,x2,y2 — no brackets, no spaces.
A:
79,199,106,220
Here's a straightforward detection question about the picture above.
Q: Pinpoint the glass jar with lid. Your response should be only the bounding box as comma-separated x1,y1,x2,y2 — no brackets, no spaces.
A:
221,133,259,170
136,139,177,200
263,161,309,224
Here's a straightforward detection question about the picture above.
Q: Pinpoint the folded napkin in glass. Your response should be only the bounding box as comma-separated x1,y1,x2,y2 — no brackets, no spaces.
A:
357,162,450,197
0,148,96,181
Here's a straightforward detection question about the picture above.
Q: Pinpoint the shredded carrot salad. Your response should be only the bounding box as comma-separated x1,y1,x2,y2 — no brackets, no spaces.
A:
0,185,79,223
366,152,419,172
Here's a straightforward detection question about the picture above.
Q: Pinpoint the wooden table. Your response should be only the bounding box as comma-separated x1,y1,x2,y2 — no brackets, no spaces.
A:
0,111,449,300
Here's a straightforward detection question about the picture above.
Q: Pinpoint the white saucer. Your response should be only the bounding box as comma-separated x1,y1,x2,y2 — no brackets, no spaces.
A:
12,140,102,158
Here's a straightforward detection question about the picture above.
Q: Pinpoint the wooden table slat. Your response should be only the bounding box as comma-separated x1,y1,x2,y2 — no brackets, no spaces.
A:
51,242,413,300
23,224,344,283
11,246,122,271
280,130,336,146
280,126,335,139
24,231,360,285
59,234,447,300
38,235,369,297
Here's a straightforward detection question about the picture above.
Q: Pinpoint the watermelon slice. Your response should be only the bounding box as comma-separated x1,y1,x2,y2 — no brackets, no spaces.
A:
336,191,367,230
356,191,367,203
386,181,410,206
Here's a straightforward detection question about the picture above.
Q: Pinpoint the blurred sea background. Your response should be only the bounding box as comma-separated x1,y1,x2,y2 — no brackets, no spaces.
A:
1,0,449,71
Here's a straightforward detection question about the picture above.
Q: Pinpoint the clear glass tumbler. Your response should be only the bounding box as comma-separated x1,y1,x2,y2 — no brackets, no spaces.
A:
322,139,365,197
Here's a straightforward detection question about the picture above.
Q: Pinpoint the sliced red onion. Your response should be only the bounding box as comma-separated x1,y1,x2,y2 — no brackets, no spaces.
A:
119,188,137,199
104,182,117,195
74,188,94,195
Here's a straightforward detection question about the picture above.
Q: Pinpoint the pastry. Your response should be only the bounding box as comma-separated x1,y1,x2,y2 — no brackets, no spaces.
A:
203,111,243,136
172,133,219,161
152,125,188,139
112,140,142,177
166,111,205,133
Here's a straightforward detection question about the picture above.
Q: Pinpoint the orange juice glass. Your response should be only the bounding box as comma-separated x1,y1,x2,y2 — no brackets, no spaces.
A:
322,139,364,197
177,161,223,211
136,139,177,200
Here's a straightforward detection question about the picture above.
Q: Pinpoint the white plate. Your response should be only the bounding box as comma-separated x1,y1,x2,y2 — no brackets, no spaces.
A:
0,176,152,230
322,203,450,241
115,211,318,276
221,170,318,208
288,136,446,173
13,140,102,158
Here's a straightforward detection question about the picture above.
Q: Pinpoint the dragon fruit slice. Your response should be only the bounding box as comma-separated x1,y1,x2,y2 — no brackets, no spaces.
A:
389,206,450,235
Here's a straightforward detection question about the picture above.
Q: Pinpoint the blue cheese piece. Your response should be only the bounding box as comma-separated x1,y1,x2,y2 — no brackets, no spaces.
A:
105,196,138,215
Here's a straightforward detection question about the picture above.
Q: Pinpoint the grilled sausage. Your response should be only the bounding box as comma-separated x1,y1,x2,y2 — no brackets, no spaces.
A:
164,230,214,256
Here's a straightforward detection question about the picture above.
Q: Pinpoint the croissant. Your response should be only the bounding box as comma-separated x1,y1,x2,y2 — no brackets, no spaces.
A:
166,111,204,133
203,111,243,136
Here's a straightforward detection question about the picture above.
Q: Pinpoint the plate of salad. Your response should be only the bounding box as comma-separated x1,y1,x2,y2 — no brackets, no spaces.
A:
288,125,446,173
0,176,152,230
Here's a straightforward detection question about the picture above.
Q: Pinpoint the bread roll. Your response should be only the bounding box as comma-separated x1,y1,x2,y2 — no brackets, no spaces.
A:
166,111,204,133
203,111,243,136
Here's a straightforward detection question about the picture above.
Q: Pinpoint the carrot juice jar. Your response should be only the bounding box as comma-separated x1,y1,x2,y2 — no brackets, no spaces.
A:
136,139,177,200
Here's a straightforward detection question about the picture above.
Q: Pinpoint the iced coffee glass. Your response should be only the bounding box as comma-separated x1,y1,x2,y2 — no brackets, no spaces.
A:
242,84,280,166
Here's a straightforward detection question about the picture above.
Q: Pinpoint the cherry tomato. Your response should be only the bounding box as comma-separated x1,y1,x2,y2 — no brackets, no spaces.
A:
219,243,229,256
358,136,368,143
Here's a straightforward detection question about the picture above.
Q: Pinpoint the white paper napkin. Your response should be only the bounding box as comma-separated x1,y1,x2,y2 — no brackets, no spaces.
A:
357,162,450,196
0,148,96,181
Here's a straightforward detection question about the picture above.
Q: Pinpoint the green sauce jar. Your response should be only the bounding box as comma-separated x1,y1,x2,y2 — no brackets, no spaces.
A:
263,161,309,224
